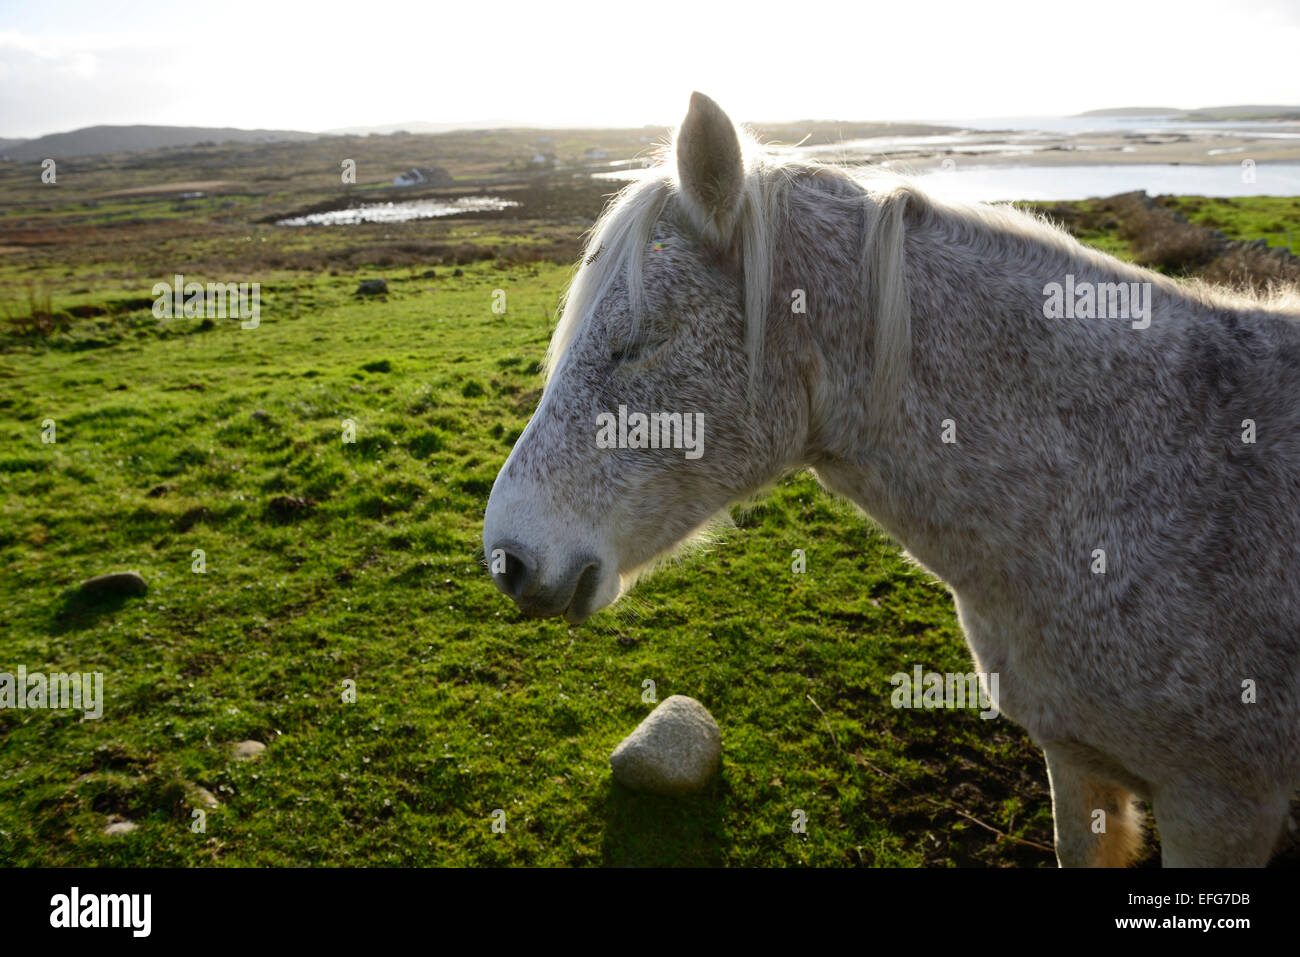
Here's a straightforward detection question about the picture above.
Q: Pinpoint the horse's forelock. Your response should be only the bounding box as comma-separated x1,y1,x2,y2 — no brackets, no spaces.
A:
542,147,962,433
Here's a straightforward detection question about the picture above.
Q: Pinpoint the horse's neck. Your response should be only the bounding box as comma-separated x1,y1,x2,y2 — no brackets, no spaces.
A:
808,199,1191,595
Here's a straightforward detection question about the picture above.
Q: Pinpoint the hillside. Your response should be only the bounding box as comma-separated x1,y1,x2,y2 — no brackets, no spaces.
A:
1079,104,1300,121
3,125,318,162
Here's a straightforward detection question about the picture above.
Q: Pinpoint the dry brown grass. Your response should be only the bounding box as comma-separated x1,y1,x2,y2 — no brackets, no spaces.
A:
1117,198,1221,271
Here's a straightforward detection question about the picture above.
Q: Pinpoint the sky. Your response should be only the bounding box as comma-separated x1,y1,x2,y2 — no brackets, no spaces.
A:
2,0,1299,139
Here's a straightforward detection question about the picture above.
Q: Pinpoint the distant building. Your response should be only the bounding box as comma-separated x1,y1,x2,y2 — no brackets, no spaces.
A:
393,166,454,187
583,147,609,161
530,151,557,167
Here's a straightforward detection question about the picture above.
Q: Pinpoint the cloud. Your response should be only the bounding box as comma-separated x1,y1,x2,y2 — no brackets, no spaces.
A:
0,32,180,136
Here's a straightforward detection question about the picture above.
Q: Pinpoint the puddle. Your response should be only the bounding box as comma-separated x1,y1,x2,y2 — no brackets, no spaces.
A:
277,195,519,226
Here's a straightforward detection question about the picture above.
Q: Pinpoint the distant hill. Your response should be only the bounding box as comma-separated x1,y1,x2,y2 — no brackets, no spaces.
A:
0,137,30,154
1077,107,1181,117
2,125,319,161
323,120,567,136
1180,105,1300,121
1079,105,1300,121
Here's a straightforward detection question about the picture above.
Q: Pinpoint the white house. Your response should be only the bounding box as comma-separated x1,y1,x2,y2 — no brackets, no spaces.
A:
394,166,453,187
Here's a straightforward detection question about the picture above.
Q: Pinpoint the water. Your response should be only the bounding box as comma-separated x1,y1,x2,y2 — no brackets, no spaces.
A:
930,114,1300,137
591,168,655,182
278,195,519,226
594,110,1300,202
768,124,1300,172
911,163,1300,203
594,161,1300,203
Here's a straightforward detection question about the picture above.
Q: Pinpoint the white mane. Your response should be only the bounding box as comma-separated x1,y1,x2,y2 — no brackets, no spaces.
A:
545,145,923,429
544,136,1299,435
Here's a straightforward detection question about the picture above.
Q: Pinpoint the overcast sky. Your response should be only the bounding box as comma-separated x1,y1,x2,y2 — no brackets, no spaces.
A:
2,0,1298,139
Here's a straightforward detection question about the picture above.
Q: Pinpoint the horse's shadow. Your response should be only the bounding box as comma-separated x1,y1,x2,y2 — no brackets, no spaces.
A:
599,776,729,867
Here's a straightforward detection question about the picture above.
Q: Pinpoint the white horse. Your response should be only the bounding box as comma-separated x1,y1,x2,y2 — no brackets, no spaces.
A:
484,92,1300,866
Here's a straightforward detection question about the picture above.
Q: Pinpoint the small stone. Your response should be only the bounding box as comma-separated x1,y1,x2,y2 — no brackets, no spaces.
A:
421,269,438,279
452,268,464,277
355,278,388,296
104,819,137,836
190,786,220,809
79,571,147,597
609,695,721,796
267,495,315,518
231,740,266,760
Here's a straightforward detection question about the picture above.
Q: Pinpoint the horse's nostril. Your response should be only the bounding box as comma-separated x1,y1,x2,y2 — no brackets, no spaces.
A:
490,544,536,600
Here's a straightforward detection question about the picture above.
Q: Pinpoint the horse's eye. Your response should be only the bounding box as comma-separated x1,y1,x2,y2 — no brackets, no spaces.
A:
610,342,644,364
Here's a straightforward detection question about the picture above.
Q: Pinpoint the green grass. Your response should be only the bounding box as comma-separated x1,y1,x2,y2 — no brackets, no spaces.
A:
0,257,1056,867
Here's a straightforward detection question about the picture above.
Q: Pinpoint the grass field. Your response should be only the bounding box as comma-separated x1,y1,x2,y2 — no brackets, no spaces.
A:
3,136,1299,866
2,258,1059,866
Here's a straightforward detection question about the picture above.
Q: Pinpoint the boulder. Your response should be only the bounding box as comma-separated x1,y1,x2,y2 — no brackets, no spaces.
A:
609,695,721,796
231,740,266,760
79,571,147,597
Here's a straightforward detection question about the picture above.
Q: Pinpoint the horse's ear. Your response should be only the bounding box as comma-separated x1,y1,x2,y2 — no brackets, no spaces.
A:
675,92,744,241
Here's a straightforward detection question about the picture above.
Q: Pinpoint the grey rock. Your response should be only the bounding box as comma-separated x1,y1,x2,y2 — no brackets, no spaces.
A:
79,571,147,597
267,495,316,519
609,695,721,796
231,740,266,760
103,819,137,836
355,278,388,296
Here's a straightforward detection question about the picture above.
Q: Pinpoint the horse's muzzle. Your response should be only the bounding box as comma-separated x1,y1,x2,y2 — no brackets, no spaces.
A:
489,541,603,624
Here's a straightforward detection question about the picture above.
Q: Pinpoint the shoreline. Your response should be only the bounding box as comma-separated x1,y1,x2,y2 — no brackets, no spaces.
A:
811,129,1300,171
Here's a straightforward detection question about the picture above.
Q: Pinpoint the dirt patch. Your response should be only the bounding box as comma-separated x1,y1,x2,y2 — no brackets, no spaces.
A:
100,180,235,198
